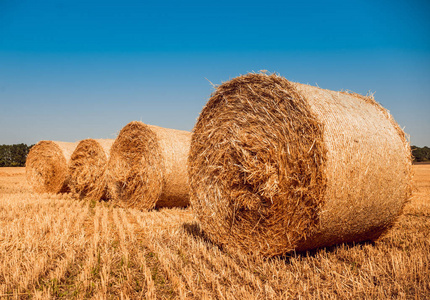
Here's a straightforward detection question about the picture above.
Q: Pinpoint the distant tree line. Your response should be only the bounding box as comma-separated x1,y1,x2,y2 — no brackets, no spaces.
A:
0,143,429,167
412,145,430,162
0,144,34,167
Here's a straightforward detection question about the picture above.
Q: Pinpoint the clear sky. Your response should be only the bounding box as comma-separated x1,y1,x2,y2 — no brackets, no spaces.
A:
1,0,429,146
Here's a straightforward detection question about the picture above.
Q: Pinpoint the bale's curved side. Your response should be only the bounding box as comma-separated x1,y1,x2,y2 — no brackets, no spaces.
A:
107,121,190,210
292,83,412,251
150,125,191,208
68,139,114,200
188,73,412,256
26,141,79,193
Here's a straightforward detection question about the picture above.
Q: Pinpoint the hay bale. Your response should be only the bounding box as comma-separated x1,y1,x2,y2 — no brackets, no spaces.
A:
26,141,79,193
188,73,412,256
68,139,114,200
107,121,191,210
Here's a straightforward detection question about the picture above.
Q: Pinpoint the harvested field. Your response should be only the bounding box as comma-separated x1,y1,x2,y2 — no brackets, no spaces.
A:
0,165,429,299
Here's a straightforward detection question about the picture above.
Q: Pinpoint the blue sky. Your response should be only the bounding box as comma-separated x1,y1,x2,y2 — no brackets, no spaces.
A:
1,0,429,146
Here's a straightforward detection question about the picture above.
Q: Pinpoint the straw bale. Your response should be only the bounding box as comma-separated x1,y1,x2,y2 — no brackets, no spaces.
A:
68,139,114,200
107,121,191,210
26,141,79,193
188,73,412,256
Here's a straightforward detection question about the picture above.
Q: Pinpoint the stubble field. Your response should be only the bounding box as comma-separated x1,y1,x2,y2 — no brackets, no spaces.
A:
0,165,429,299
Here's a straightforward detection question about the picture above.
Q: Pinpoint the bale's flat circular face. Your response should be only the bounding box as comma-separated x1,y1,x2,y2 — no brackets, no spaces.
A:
26,141,68,193
68,139,108,200
107,121,164,210
188,74,327,256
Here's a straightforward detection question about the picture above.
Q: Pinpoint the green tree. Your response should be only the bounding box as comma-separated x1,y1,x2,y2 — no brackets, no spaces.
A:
0,144,33,167
412,145,430,162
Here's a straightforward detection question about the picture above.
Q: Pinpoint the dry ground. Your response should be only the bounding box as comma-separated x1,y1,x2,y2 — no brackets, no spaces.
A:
0,165,429,299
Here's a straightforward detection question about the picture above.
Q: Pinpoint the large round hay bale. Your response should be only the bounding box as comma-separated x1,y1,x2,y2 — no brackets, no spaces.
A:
68,139,115,200
106,121,191,210
26,141,79,193
188,73,412,256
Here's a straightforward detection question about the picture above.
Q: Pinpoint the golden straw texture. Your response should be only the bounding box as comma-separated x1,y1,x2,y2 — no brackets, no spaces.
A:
292,82,412,251
26,141,79,193
107,121,191,210
188,73,412,257
68,139,114,200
